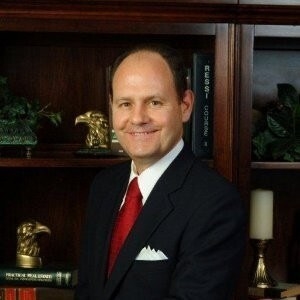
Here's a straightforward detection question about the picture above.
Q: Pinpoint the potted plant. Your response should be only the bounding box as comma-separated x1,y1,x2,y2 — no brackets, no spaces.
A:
252,83,300,162
0,76,62,156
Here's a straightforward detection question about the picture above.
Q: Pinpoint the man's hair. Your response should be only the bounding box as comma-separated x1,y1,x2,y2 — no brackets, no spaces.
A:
109,44,188,100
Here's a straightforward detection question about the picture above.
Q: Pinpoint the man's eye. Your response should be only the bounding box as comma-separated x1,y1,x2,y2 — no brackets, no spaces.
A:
119,102,131,108
150,100,162,106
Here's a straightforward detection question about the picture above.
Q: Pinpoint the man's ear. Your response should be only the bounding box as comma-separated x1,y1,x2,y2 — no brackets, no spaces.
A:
181,89,194,123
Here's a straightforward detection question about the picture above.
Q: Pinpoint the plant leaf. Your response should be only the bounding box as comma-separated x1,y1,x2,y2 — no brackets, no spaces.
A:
267,113,290,137
294,144,300,154
270,137,294,160
283,152,295,162
277,83,298,109
252,130,276,159
0,76,62,131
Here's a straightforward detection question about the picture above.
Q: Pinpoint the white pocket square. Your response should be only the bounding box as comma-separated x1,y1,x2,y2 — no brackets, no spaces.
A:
136,245,168,261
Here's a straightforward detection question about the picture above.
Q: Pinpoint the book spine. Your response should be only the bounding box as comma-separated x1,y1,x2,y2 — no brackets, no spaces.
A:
36,287,74,300
18,288,36,300
191,53,214,158
0,288,74,300
0,288,17,300
0,269,76,288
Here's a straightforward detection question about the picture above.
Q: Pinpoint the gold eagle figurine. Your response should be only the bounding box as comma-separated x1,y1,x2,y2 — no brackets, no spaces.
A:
16,220,51,268
75,111,109,149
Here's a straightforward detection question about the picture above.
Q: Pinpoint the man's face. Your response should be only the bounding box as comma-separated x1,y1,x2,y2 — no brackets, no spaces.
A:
111,51,193,173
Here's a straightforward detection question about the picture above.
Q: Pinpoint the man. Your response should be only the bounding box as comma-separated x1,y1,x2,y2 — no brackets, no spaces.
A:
75,44,246,300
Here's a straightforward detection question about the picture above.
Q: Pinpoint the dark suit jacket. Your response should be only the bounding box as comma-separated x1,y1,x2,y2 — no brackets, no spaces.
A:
75,145,246,300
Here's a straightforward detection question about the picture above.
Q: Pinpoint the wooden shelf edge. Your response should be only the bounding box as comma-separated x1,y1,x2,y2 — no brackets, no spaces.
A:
252,161,300,170
0,156,128,168
0,2,236,33
0,144,129,168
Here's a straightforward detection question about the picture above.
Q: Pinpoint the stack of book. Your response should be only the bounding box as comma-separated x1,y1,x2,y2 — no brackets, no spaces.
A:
0,264,77,300
248,282,300,300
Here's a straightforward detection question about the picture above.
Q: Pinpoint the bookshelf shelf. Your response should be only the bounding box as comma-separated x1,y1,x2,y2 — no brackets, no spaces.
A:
0,156,128,168
251,162,300,170
0,144,128,168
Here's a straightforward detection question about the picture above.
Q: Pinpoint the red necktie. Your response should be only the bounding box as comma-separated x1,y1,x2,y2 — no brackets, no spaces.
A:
107,177,142,276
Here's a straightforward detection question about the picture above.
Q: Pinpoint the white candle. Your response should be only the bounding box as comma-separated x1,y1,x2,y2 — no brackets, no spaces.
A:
250,189,274,239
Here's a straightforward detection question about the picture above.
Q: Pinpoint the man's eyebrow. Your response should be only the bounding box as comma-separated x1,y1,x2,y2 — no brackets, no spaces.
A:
114,97,132,102
144,95,164,101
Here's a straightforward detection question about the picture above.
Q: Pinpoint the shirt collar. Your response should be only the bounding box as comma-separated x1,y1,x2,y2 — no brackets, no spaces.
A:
130,139,184,204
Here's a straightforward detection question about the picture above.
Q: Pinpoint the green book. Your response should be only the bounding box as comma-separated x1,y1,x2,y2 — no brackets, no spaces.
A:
0,265,77,288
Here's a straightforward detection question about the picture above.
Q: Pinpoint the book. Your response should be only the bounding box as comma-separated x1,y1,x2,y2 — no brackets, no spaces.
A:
248,282,300,298
191,52,214,158
0,287,16,300
0,266,77,289
110,129,127,156
0,287,74,300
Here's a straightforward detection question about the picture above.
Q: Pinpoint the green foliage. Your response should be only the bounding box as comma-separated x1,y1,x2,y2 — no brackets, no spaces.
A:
0,76,62,132
252,83,300,162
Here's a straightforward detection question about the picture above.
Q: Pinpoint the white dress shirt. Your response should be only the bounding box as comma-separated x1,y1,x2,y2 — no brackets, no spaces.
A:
128,139,184,205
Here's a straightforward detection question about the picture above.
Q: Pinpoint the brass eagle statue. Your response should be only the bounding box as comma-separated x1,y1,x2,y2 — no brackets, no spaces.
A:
75,110,109,149
16,220,51,268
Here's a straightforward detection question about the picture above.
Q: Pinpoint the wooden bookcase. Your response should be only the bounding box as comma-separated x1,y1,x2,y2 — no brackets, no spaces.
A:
1,1,300,299
237,23,300,295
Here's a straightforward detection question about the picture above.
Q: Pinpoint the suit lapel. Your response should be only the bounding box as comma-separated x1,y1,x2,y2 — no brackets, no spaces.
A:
103,146,196,300
93,167,130,293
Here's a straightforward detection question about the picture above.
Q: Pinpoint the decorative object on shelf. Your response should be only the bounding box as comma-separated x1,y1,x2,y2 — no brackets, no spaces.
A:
0,119,37,158
252,83,300,162
249,189,277,288
16,220,51,268
75,110,110,156
250,239,277,289
0,76,62,158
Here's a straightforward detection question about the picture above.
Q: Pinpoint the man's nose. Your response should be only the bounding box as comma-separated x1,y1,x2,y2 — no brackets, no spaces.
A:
130,104,149,124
